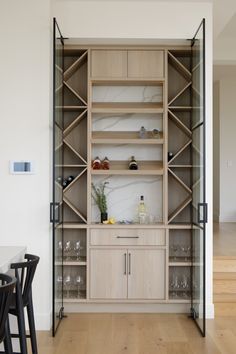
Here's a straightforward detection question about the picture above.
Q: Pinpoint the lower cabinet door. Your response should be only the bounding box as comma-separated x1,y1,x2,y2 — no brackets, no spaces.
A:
127,249,165,299
90,249,128,299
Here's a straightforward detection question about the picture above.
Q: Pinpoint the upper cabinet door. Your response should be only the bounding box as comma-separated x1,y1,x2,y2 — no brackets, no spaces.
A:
91,50,127,78
128,50,164,78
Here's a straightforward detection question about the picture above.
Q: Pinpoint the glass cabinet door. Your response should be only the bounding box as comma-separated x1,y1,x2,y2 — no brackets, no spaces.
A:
51,18,64,336
191,19,207,337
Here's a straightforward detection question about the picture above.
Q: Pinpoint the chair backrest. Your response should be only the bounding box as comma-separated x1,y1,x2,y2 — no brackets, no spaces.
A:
11,254,40,306
0,274,16,343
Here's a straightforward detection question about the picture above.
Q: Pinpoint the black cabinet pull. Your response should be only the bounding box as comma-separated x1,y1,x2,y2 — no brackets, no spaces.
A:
117,236,139,239
50,202,54,223
50,202,60,223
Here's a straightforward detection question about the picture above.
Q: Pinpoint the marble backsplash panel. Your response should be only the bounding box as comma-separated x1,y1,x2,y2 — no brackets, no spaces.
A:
92,113,163,132
92,85,163,103
91,175,163,223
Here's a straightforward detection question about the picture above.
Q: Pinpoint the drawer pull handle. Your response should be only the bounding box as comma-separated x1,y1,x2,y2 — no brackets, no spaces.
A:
117,236,139,239
124,253,127,275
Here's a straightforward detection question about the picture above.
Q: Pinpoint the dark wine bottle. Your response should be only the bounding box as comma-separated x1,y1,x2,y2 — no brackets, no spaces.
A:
129,156,138,170
168,152,174,162
67,175,75,184
62,179,68,189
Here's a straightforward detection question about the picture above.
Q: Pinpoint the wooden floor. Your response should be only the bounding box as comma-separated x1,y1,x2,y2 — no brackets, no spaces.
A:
33,223,236,353
34,313,236,354
214,222,236,257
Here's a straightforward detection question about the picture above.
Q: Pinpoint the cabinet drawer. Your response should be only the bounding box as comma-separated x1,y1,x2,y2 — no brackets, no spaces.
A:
128,50,164,78
90,228,165,246
91,50,127,78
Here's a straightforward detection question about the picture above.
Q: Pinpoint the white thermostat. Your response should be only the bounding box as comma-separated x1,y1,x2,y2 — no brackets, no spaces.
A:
10,160,35,174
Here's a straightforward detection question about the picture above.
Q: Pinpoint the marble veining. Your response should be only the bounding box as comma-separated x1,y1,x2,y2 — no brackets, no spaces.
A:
92,113,163,132
92,86,163,103
91,176,163,223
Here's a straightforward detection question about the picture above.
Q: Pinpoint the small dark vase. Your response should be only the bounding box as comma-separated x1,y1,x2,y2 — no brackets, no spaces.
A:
101,212,108,223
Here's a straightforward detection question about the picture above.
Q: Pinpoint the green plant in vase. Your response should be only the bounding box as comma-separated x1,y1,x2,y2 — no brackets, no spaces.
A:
92,182,109,223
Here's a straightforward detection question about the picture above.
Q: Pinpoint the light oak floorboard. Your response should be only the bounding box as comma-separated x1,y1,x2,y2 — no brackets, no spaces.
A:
32,313,236,354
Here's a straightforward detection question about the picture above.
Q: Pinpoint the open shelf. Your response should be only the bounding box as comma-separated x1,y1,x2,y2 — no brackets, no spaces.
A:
91,160,163,175
91,78,165,85
91,102,164,114
91,131,164,144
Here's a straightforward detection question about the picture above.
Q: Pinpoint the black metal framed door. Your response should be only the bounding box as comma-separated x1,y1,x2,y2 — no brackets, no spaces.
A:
191,19,207,337
51,18,64,336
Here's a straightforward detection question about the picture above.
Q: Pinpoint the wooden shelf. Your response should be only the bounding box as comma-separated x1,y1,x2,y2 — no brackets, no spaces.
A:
55,260,86,266
168,81,192,106
56,106,87,111
91,102,163,114
91,160,163,175
169,262,191,266
55,165,87,168
91,131,164,144
91,78,164,85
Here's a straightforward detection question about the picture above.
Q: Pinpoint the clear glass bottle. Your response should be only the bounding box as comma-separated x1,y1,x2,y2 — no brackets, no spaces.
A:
139,126,147,139
138,195,147,224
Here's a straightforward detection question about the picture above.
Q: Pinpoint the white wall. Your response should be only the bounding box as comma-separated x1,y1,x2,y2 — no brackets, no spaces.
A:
213,81,220,221
0,0,51,329
214,65,236,222
53,1,214,318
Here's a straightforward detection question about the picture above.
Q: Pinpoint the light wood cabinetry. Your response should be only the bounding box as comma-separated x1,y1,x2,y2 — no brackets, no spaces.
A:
57,45,194,306
90,228,165,246
128,249,165,299
90,249,127,299
91,50,127,78
128,50,164,78
90,247,165,300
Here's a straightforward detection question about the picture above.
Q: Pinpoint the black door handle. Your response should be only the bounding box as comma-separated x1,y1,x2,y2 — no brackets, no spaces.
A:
50,202,60,223
198,203,208,223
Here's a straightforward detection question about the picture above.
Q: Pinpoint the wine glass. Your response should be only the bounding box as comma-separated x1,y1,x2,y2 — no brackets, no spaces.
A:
56,275,63,297
57,241,63,261
181,245,191,261
170,244,179,260
64,241,72,261
64,274,72,298
170,271,179,298
74,275,84,298
74,240,84,261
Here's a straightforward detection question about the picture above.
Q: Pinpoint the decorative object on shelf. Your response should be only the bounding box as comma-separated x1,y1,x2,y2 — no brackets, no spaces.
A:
92,156,102,170
138,195,147,224
139,126,147,139
118,220,134,224
129,156,138,170
152,129,160,138
168,151,174,162
101,156,110,170
103,217,116,225
92,181,109,223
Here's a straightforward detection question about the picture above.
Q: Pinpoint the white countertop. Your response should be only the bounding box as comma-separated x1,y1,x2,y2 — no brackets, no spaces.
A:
0,246,26,273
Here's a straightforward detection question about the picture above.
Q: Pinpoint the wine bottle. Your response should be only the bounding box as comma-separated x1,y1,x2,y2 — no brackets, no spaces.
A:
129,156,138,170
67,175,74,184
62,179,68,189
168,152,174,162
138,195,147,224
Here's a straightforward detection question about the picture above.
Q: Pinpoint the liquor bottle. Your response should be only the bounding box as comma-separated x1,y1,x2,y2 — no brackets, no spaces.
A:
138,195,147,224
92,157,101,170
102,157,110,170
129,156,138,170
139,126,147,139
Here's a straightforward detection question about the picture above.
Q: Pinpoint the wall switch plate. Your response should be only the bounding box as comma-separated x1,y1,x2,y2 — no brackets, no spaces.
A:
10,160,35,174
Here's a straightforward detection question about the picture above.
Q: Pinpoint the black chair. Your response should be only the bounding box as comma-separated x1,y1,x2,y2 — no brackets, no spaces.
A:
8,254,40,354
0,274,16,354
